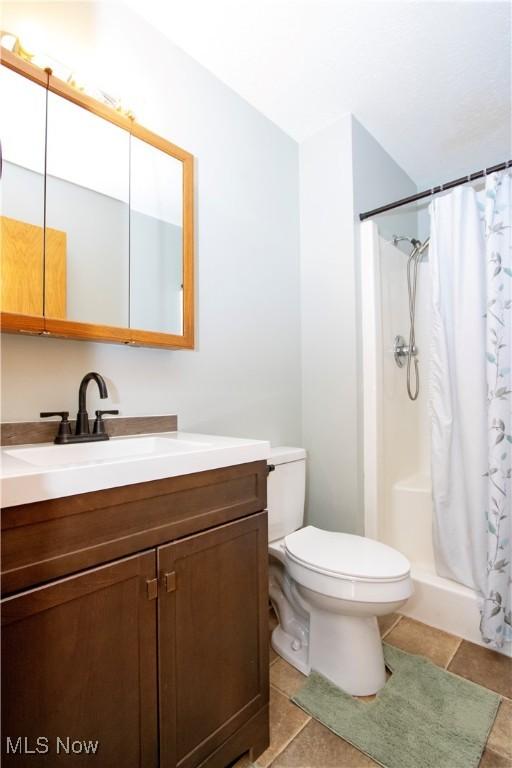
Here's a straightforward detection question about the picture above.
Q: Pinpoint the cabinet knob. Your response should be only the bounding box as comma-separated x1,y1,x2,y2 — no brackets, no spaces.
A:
163,572,176,593
146,579,158,600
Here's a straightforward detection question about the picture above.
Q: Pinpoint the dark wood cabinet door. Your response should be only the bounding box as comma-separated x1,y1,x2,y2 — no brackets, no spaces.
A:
158,512,269,768
1,551,158,767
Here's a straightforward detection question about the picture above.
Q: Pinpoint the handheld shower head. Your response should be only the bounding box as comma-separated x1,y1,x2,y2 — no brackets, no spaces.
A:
418,237,430,255
394,236,429,401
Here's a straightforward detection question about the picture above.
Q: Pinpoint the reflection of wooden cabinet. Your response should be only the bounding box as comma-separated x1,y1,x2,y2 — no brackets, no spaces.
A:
1,462,269,768
45,225,67,318
0,215,67,318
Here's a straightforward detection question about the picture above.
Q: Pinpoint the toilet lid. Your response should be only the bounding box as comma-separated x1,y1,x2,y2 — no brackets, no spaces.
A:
284,526,410,582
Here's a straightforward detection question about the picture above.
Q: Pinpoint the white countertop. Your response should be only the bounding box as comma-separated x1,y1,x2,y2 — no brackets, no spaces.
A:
1,431,272,508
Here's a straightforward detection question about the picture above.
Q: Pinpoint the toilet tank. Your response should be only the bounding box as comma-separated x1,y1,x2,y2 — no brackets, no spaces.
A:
267,447,306,542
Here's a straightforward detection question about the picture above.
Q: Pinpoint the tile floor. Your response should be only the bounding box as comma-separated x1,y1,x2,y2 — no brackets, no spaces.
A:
234,610,512,768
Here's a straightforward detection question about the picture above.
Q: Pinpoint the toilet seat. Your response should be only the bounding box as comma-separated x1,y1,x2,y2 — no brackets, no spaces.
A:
283,526,411,604
284,525,410,583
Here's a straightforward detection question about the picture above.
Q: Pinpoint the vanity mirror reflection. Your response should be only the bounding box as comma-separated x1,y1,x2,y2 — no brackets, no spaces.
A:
0,48,194,348
45,91,130,329
1,61,46,322
130,136,184,336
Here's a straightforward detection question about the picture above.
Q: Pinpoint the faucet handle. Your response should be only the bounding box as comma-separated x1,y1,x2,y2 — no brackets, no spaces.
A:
93,409,119,436
40,412,72,442
40,411,69,420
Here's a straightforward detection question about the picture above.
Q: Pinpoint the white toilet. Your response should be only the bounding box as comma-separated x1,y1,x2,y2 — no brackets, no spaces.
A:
267,447,413,696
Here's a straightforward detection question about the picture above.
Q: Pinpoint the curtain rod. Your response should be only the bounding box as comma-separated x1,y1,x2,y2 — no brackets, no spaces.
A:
359,159,512,221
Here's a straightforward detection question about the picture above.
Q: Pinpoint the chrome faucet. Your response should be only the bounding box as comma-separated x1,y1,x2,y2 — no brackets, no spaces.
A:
41,372,119,444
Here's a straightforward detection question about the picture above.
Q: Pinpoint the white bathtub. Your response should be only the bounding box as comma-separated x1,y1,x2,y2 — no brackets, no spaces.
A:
389,473,434,569
389,473,511,656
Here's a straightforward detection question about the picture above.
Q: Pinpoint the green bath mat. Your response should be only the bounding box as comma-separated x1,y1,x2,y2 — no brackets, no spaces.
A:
292,644,500,768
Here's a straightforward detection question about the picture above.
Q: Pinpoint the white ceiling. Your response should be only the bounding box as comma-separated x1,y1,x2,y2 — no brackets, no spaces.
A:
126,0,511,188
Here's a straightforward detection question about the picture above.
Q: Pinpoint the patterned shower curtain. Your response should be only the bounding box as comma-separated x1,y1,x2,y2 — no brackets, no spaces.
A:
481,169,511,648
430,169,511,649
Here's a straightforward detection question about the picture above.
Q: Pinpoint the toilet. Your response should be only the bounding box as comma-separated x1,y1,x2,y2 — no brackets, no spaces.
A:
267,446,413,696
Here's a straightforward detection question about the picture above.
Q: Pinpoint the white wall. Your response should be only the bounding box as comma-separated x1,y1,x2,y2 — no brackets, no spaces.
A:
351,119,418,242
300,114,358,532
300,115,416,534
0,2,302,447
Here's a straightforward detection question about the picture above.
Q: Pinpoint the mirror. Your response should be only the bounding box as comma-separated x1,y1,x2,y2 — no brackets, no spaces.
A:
0,51,194,349
45,92,130,327
0,64,46,317
130,137,184,335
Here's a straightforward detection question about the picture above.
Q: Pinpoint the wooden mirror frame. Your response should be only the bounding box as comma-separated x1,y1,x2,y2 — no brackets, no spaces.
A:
0,48,194,349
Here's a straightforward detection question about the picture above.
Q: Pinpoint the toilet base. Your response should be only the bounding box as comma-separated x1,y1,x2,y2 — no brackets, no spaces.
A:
309,609,386,696
271,608,388,697
271,625,310,676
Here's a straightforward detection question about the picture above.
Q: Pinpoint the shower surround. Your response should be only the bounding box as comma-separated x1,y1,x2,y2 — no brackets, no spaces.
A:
361,220,511,657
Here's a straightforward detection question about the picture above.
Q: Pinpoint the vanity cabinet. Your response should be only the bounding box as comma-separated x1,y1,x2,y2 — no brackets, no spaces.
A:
1,461,269,767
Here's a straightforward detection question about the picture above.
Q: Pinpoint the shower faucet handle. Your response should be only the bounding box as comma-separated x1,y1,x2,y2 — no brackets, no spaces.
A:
393,336,417,368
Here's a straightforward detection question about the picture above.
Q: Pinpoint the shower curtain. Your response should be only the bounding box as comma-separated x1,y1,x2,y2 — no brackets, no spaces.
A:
430,169,511,649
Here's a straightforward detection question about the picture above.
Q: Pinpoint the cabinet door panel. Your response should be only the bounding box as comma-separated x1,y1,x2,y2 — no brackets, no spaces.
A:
1,551,158,767
158,512,269,768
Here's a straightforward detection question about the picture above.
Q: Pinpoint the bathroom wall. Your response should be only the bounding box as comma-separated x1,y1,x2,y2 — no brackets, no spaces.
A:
300,115,416,534
300,114,357,533
0,2,302,446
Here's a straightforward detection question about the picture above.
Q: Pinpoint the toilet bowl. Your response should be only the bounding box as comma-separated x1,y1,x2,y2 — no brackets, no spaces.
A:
267,448,412,696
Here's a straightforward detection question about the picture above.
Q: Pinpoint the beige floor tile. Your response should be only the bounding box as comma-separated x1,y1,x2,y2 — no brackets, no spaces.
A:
270,645,279,665
254,688,310,768
377,613,401,637
448,641,512,698
385,616,460,667
354,693,378,703
487,699,512,761
479,748,512,768
271,657,308,698
272,718,379,767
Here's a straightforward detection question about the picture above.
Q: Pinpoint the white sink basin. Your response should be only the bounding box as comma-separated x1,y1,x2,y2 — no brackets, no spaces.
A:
1,430,271,508
5,435,208,468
